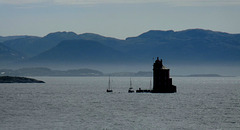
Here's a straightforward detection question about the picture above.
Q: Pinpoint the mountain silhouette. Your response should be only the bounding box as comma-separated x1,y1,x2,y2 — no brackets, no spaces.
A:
124,29,240,63
0,43,24,65
0,36,29,42
1,29,240,67
2,32,79,57
27,39,129,65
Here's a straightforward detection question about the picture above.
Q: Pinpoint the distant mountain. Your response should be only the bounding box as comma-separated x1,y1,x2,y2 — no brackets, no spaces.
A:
187,74,222,77
0,67,103,76
2,32,79,57
1,29,240,68
78,33,125,51
0,36,29,42
0,43,25,65
2,32,125,58
125,29,240,64
2,36,41,58
27,39,129,65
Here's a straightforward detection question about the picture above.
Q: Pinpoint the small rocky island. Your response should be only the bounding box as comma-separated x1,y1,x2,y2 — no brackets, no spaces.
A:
0,76,45,83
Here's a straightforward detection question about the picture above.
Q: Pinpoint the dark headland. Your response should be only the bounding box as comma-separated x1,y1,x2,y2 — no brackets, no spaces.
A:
0,76,45,83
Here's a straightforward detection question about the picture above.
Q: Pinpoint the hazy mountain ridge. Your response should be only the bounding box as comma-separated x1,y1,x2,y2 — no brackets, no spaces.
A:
27,39,130,65
2,36,41,58
0,43,25,64
124,29,240,63
2,32,125,58
2,32,80,57
1,29,240,68
78,33,126,52
0,67,103,76
0,67,232,77
0,36,30,42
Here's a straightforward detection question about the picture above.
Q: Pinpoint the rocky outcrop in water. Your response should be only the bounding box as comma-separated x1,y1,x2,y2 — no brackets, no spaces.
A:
0,76,45,83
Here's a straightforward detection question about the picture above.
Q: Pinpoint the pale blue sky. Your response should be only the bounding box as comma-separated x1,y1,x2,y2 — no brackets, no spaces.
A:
0,0,240,39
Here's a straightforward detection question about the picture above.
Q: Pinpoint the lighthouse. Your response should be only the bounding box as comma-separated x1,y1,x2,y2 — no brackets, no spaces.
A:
152,57,176,93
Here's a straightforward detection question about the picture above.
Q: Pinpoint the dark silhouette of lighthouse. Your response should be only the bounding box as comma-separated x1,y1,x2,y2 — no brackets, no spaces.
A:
152,57,176,93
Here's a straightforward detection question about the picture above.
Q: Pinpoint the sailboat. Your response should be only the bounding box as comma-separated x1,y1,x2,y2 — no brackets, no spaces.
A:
106,77,113,92
128,78,134,93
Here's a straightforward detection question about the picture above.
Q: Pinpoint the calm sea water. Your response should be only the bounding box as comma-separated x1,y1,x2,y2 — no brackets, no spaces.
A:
0,76,239,130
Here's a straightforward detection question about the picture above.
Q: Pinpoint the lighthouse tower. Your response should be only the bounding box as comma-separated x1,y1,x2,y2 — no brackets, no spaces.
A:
152,57,176,93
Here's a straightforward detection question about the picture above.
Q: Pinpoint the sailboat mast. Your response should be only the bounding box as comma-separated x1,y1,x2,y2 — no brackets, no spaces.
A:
108,76,111,89
150,78,152,90
130,78,132,88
